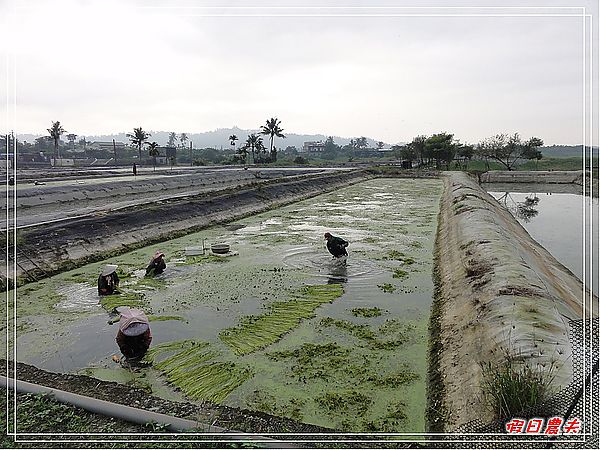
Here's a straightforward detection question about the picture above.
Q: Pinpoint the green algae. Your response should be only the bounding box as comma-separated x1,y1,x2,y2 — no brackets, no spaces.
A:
267,342,352,381
378,283,397,293
351,307,383,318
319,317,377,341
99,292,147,312
319,317,411,351
316,390,371,415
220,284,344,355
383,250,417,265
134,277,166,290
392,268,409,279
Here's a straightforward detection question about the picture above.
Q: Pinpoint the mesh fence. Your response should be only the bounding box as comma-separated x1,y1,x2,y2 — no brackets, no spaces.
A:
429,318,598,448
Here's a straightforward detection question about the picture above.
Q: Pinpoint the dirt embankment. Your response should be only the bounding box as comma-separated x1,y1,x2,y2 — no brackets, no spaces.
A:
5,170,372,287
431,172,597,430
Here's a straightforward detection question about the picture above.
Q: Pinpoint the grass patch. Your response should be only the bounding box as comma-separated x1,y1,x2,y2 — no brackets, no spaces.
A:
351,307,382,318
481,355,556,419
220,284,344,355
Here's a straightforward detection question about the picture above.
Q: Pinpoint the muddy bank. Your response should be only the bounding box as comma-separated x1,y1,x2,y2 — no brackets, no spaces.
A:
1,359,332,434
432,171,597,430
480,170,587,185
4,170,371,287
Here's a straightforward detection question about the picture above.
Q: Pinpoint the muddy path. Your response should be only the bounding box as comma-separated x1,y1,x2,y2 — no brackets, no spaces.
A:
3,170,371,288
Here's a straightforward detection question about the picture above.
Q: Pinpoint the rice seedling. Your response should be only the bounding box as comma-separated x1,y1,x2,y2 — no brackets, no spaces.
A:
142,339,252,403
220,284,344,355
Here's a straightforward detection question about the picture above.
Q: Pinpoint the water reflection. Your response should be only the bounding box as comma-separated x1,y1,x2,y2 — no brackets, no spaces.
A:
489,187,598,296
496,192,540,223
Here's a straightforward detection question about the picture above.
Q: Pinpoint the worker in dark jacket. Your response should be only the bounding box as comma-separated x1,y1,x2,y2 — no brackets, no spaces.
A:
98,264,120,296
116,308,152,360
324,232,349,258
145,250,166,277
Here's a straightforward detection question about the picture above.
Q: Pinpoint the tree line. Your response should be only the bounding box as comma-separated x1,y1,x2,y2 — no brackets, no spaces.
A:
393,132,543,171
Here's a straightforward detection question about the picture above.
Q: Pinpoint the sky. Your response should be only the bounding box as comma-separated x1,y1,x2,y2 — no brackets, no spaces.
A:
1,0,598,146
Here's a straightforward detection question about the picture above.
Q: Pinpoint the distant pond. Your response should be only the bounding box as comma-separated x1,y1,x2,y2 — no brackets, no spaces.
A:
486,183,598,296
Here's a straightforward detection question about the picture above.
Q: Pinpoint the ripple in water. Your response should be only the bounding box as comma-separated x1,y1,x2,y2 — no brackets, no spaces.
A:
282,247,383,283
55,283,100,310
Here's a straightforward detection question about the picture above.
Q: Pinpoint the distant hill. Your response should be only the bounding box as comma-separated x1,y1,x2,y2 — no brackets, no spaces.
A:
15,127,390,150
541,145,599,158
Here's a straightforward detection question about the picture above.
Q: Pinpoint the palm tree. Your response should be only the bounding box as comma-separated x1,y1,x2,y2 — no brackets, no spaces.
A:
147,141,160,171
260,118,285,162
127,127,151,160
243,134,264,163
47,121,66,164
229,134,238,151
179,133,188,149
167,132,178,148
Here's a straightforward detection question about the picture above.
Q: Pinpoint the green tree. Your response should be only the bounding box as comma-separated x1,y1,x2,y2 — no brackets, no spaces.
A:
355,136,368,149
260,117,285,162
323,136,339,160
167,132,177,147
147,141,160,171
476,133,543,171
456,144,474,170
47,121,66,163
127,127,151,160
425,133,457,169
376,141,385,150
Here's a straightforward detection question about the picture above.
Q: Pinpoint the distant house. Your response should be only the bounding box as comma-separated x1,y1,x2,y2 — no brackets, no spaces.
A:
88,141,127,152
301,141,325,153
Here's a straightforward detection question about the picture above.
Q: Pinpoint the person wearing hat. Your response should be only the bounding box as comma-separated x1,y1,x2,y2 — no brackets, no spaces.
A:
98,264,120,296
115,308,152,360
145,250,166,277
324,232,349,259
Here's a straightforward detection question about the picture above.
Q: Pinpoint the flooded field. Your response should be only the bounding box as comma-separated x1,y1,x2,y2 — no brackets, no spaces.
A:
6,178,442,432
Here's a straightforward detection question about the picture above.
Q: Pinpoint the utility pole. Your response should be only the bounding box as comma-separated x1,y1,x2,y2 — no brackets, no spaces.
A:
113,139,117,164
189,141,192,165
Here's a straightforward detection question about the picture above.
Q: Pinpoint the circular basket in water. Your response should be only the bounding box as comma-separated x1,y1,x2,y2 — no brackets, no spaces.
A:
211,243,230,254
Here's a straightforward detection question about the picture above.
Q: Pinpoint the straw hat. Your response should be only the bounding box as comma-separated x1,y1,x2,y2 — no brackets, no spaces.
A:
101,264,118,276
119,307,150,336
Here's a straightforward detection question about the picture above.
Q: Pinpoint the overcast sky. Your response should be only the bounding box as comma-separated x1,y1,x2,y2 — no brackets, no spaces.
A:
1,0,597,145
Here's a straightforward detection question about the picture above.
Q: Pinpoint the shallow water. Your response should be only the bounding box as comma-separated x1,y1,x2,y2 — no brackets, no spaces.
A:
8,178,442,432
488,185,598,296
